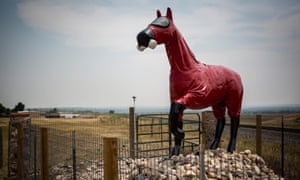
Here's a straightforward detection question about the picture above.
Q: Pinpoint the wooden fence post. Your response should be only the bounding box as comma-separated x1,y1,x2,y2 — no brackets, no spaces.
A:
0,127,2,169
104,137,118,180
72,131,77,180
129,107,135,158
8,113,30,178
281,115,284,177
256,114,262,156
201,111,207,150
17,123,24,180
40,127,49,180
200,111,206,180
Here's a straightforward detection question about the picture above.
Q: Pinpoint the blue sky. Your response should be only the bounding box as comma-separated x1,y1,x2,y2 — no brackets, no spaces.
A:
0,0,300,109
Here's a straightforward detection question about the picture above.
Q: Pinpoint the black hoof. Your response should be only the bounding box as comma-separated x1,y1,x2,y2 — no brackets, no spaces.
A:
227,139,236,153
170,145,181,156
210,139,220,150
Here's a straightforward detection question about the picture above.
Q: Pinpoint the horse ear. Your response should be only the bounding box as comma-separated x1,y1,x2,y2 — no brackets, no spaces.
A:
156,10,161,17
166,7,173,20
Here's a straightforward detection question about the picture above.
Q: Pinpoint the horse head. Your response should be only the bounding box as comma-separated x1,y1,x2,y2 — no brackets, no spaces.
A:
137,7,177,51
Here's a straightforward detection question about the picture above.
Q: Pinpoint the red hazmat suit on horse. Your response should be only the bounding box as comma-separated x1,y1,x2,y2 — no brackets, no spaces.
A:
136,7,243,155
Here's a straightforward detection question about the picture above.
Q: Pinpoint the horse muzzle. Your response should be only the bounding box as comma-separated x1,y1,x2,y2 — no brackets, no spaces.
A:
136,28,157,51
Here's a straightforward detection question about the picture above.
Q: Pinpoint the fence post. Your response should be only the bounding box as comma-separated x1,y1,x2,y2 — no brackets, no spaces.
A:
17,123,24,180
129,107,135,158
200,112,206,180
72,131,77,180
281,115,284,178
103,137,118,180
0,127,2,169
34,127,38,180
256,114,262,156
201,112,206,150
40,127,49,180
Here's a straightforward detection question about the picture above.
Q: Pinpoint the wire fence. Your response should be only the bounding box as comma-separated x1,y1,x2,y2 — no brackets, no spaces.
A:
0,111,299,179
9,125,131,179
206,113,300,179
46,129,130,180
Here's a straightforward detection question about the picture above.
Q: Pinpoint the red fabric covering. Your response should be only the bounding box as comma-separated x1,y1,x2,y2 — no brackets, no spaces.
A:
148,8,243,120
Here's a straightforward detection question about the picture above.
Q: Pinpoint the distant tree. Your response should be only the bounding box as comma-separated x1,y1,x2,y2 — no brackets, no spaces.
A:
12,102,25,112
109,110,115,114
5,108,10,115
49,108,58,113
0,103,11,116
0,103,6,115
0,103,5,113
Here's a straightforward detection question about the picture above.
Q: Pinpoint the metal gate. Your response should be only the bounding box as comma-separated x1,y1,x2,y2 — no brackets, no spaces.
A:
135,113,201,158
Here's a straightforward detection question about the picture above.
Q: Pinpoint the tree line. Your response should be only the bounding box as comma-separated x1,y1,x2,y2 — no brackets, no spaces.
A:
0,102,25,116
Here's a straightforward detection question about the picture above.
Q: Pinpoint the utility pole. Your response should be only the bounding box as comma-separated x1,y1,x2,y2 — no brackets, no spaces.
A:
132,96,136,107
130,96,136,158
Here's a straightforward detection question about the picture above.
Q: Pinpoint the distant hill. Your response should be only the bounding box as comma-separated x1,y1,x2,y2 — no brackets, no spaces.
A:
29,104,300,114
241,104,300,114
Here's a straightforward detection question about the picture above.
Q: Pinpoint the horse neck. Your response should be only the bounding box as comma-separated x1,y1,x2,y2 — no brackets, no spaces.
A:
165,30,200,72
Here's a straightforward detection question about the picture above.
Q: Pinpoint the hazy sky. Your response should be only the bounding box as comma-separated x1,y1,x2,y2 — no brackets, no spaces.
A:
1,0,300,109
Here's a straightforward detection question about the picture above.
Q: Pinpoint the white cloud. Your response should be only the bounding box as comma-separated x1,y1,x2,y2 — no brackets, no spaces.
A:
18,0,300,52
175,1,300,55
15,0,300,52
11,0,300,107
17,1,149,49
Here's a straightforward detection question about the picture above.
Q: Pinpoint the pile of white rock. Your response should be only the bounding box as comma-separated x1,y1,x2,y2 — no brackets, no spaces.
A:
51,149,284,180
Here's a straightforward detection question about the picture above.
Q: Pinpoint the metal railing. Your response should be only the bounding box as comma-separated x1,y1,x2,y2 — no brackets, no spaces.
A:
135,113,201,158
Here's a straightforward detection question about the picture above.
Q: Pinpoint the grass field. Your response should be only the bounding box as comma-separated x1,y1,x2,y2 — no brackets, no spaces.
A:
0,112,299,179
31,114,130,138
239,113,300,129
0,114,130,179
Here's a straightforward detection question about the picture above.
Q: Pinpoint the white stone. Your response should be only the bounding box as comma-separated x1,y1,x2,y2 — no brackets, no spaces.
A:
56,175,63,180
244,149,251,155
48,149,282,180
184,170,196,177
253,165,261,175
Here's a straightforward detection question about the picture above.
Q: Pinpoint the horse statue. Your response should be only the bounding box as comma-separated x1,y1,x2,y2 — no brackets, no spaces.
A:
136,7,243,155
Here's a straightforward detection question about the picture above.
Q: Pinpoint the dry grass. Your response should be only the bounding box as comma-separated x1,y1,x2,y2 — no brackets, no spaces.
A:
0,114,130,179
31,114,129,138
221,113,300,179
0,113,299,179
234,113,300,129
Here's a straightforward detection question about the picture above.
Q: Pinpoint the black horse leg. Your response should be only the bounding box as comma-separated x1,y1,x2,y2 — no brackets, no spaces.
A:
169,102,185,156
210,118,225,149
169,102,185,139
227,117,240,153
171,121,183,156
